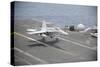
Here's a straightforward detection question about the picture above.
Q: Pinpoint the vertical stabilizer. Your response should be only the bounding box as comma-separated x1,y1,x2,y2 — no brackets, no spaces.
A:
41,20,47,31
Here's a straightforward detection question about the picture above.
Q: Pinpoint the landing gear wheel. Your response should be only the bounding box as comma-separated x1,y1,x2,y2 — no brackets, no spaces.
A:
42,37,45,41
55,38,59,41
50,36,53,38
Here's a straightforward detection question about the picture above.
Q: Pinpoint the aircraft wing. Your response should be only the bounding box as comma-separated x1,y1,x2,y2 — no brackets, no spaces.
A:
27,30,45,35
56,27,69,35
46,27,69,35
47,27,57,32
58,29,68,35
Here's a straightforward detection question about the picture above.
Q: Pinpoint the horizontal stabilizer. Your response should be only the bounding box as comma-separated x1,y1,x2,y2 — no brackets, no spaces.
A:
27,30,45,35
27,32,35,34
56,27,69,35
27,29,36,32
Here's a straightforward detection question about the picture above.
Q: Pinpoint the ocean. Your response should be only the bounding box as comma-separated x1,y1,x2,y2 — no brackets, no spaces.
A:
13,1,97,28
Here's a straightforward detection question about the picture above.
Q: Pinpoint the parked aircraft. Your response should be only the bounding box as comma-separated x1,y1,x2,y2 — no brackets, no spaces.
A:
79,26,97,37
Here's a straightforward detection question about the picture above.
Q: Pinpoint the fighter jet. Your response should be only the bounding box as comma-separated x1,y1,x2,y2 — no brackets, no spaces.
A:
26,20,68,40
79,26,97,37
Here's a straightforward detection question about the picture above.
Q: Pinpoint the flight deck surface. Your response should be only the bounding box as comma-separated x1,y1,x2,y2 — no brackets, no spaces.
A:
13,20,97,66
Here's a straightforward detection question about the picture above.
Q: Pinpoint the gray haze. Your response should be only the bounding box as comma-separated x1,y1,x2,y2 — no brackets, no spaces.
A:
14,1,97,27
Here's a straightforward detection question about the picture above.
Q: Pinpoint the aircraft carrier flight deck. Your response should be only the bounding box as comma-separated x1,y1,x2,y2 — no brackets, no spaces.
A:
12,19,97,66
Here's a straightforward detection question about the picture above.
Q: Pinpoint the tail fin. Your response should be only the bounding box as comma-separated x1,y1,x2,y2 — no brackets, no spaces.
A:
41,20,47,31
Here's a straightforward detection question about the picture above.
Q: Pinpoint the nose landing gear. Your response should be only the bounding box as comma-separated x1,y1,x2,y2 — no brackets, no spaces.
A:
42,37,45,41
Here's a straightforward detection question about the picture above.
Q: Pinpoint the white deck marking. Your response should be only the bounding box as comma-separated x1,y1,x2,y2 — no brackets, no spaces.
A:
14,32,80,57
15,55,32,65
14,47,48,64
57,37,96,50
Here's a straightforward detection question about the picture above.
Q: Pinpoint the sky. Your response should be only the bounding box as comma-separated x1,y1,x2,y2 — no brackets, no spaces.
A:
13,1,97,27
